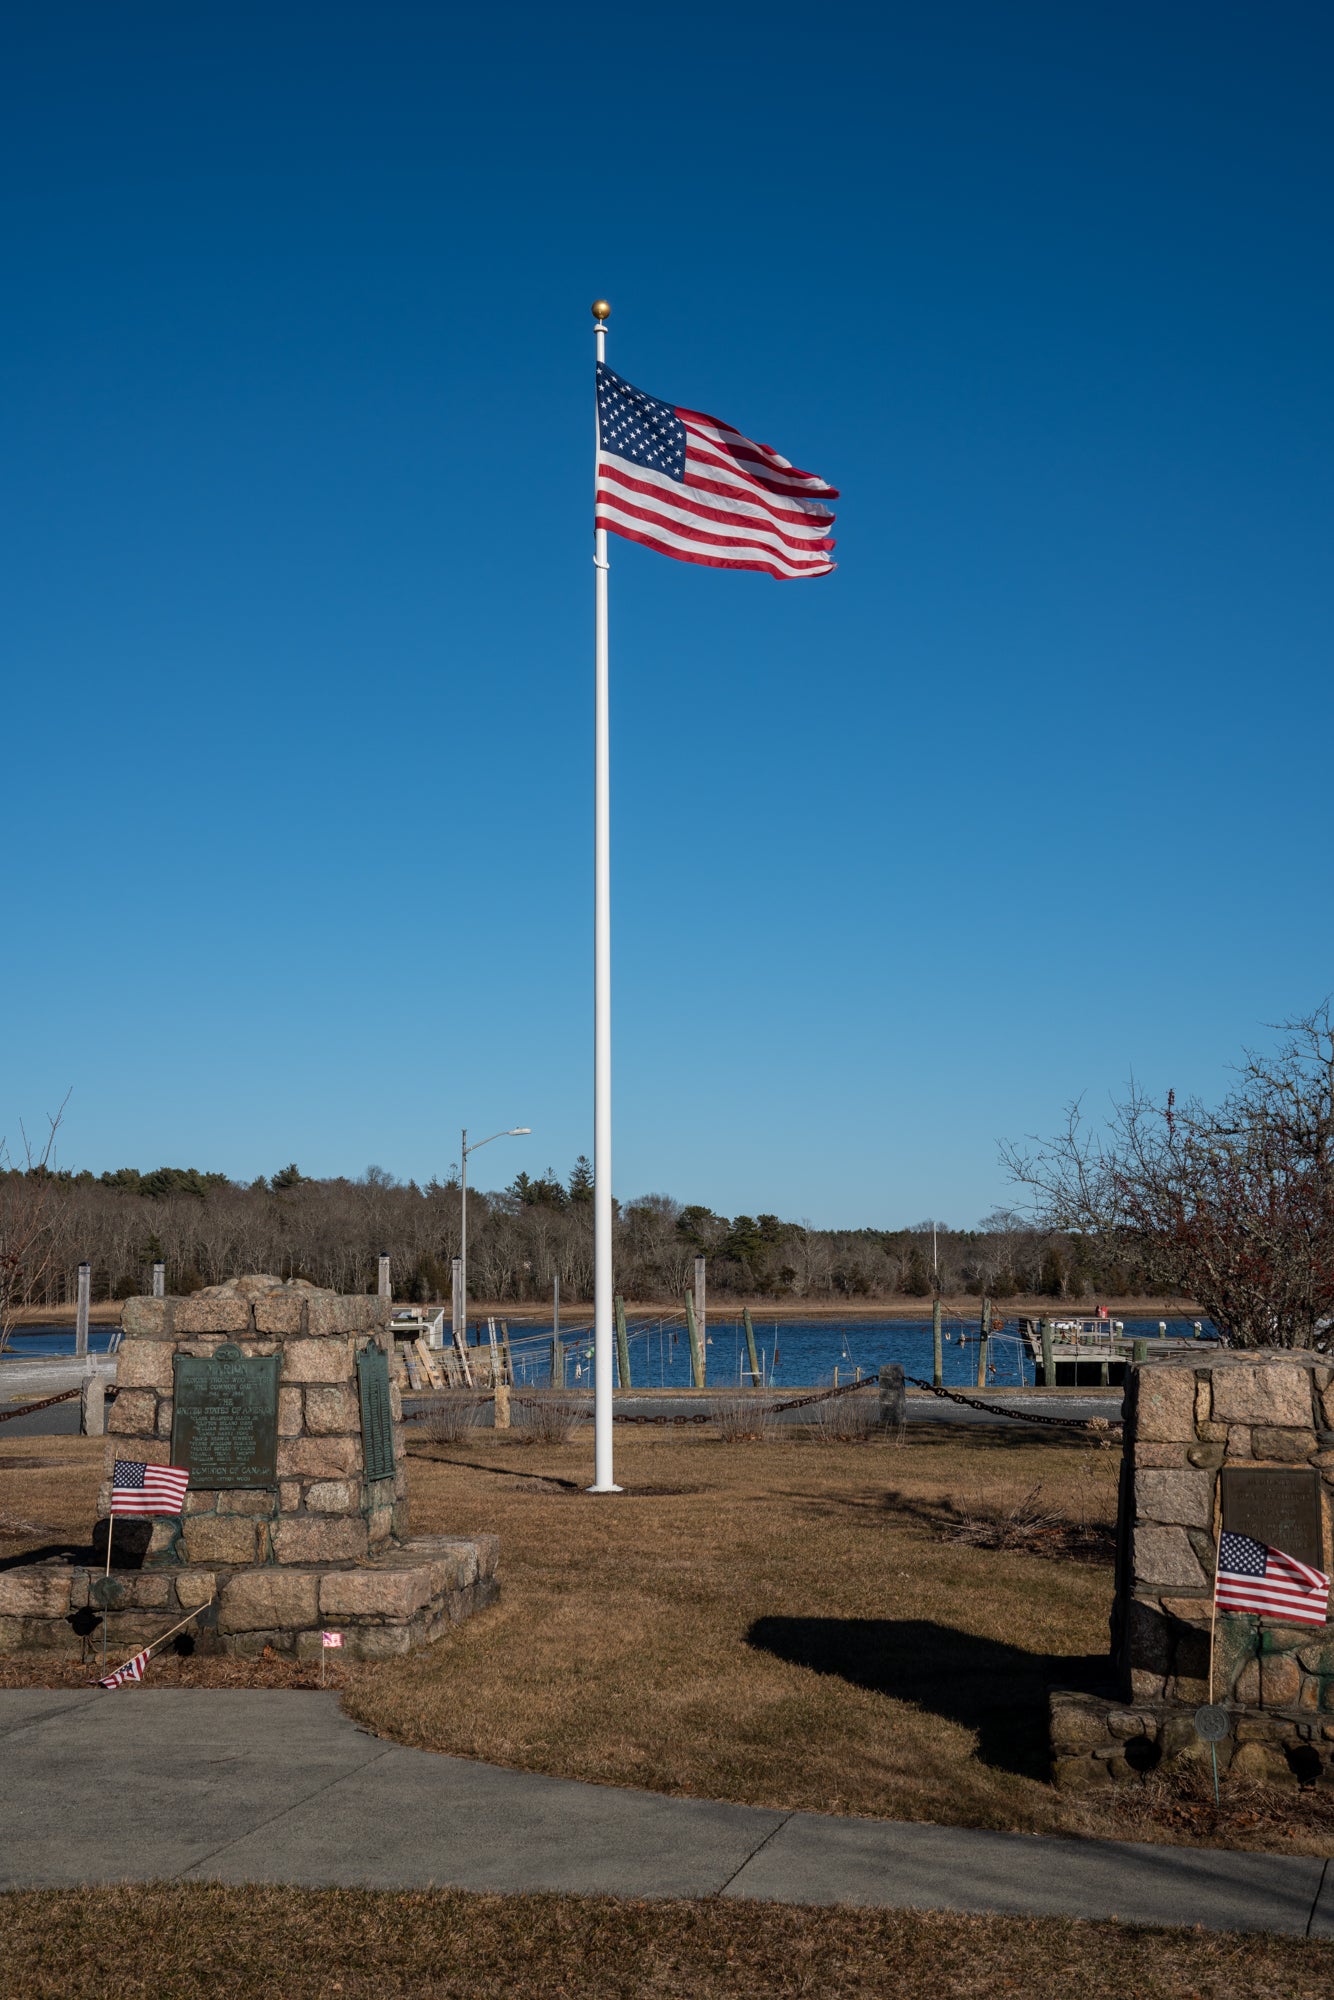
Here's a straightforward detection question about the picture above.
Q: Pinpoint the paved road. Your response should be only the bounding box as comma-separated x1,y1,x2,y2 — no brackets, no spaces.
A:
0,1692,1328,1934
0,1400,82,1438
399,1392,1127,1434
2,1383,1122,1439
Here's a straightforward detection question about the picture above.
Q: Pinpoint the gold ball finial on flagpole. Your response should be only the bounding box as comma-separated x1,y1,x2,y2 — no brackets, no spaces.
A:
591,299,611,321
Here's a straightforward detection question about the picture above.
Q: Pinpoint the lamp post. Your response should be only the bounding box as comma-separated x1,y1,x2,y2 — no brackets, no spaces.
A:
459,1126,530,1345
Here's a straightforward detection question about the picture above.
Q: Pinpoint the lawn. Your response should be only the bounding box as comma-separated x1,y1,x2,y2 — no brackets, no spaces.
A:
3,1421,1333,1855
0,1886,1329,2000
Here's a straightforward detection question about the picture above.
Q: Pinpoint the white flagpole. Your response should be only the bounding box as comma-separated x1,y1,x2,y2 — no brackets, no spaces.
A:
589,298,619,1492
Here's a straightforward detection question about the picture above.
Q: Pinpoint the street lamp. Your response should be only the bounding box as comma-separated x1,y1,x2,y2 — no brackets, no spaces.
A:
458,1126,531,1346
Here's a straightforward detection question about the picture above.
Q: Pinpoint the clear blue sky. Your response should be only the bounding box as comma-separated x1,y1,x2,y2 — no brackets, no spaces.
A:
6,4,1332,1226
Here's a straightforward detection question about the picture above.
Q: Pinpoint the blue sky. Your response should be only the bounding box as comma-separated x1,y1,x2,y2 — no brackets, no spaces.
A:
5,4,1332,1226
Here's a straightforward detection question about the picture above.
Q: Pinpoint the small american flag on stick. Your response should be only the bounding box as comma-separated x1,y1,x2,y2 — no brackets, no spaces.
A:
595,364,837,581
110,1462,190,1517
1216,1532,1330,1628
98,1647,149,1690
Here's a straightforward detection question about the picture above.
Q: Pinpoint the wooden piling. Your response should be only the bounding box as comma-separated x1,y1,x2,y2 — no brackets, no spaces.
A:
693,1255,707,1359
75,1263,90,1359
551,1274,563,1390
684,1292,706,1388
1133,1337,1148,1365
151,1262,165,1300
932,1297,943,1389
1040,1318,1055,1388
614,1294,632,1389
742,1307,761,1386
377,1252,391,1300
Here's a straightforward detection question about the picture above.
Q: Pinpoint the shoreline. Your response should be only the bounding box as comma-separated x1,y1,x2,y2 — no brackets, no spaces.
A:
6,1295,1202,1328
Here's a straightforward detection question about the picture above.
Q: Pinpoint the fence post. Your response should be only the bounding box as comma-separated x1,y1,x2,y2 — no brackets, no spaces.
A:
151,1261,166,1299
878,1362,906,1429
684,1291,706,1388
742,1306,761,1386
1040,1317,1055,1388
80,1373,105,1436
976,1295,990,1389
932,1296,943,1389
377,1253,391,1301
75,1262,90,1359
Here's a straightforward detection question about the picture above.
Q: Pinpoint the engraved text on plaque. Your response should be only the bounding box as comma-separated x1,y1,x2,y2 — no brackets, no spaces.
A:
1220,1467,1322,1571
172,1343,280,1488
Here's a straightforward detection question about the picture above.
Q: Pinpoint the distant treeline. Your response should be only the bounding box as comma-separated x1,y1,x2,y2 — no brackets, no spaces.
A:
2,1157,1169,1308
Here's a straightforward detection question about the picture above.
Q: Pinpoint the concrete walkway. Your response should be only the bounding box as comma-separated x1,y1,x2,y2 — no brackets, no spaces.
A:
0,1691,1329,1936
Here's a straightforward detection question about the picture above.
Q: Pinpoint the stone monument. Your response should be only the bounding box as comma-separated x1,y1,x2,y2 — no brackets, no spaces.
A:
1051,1351,1334,1788
0,1276,497,1662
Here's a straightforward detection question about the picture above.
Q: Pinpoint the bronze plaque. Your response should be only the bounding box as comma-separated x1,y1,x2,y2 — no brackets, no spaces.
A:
1220,1467,1323,1570
357,1345,396,1483
172,1343,279,1488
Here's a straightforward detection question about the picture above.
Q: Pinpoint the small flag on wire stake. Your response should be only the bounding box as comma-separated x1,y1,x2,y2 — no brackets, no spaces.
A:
321,1630,344,1686
322,1631,344,1648
97,1647,149,1690
90,1598,215,1690
110,1462,190,1516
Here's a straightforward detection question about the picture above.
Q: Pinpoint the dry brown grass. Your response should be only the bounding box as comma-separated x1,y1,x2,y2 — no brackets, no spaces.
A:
0,1886,1328,2000
2,1425,1330,1857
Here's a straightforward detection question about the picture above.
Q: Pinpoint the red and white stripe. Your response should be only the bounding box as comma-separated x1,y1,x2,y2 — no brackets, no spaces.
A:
597,407,837,582
97,1647,149,1690
1217,1545,1329,1627
109,1463,191,1517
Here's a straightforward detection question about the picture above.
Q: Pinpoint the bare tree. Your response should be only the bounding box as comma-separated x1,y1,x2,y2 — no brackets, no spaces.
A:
1002,1008,1334,1349
0,1097,70,1353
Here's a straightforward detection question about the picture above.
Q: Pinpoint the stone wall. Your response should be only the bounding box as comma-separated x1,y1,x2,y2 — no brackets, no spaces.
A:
1051,1687,1334,1790
104,1278,408,1566
1114,1353,1334,1715
0,1534,500,1662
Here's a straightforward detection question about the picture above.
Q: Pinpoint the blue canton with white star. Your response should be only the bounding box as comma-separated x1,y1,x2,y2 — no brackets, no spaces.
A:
597,364,686,483
1219,1531,1267,1575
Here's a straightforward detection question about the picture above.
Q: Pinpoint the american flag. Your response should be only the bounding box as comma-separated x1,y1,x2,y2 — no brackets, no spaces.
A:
1216,1531,1330,1627
110,1461,190,1517
97,1646,149,1690
595,364,837,582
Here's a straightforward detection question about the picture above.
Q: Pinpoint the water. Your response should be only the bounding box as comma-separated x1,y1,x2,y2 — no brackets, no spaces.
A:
1,1327,119,1357
489,1315,1214,1391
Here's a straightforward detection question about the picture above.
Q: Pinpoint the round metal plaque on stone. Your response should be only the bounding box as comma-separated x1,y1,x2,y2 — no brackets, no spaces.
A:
1194,1704,1229,1743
